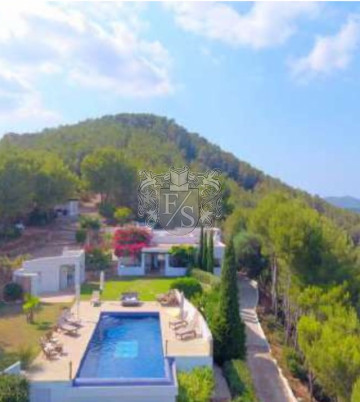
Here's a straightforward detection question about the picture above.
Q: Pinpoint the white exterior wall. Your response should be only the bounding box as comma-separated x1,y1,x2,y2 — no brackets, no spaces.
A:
30,381,177,402
165,254,187,277
165,267,187,277
118,266,145,276
67,200,79,217
15,250,85,294
174,356,213,371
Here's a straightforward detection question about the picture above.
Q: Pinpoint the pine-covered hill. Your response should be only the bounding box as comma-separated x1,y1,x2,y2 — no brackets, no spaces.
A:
1,113,359,233
0,114,269,189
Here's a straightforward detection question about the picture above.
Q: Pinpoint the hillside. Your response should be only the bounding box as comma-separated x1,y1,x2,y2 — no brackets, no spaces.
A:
325,196,360,213
1,113,360,234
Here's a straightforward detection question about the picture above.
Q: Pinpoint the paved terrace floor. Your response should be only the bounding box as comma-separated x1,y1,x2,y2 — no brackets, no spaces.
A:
27,301,211,382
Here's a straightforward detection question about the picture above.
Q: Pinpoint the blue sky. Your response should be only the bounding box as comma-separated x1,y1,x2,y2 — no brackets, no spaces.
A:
0,2,360,198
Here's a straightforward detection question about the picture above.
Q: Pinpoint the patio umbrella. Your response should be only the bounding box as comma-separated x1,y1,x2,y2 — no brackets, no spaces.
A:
75,284,80,319
180,291,185,320
100,270,105,293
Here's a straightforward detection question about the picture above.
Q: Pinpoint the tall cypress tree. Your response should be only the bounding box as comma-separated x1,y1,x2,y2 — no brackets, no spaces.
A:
198,225,204,269
207,229,214,273
202,230,208,271
213,240,246,364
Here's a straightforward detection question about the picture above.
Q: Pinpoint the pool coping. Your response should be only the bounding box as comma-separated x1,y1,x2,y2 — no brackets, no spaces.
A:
73,311,176,387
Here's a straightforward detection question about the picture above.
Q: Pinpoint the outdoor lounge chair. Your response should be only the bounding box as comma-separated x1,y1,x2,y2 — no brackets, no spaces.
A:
39,339,62,359
57,319,79,336
65,316,82,327
157,290,178,307
169,311,188,329
91,290,101,306
175,313,199,340
121,292,141,307
62,311,83,328
45,331,61,345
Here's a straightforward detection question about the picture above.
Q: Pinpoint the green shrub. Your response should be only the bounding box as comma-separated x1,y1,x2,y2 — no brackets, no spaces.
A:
190,269,220,288
85,247,112,271
0,374,29,402
114,207,132,225
99,202,116,220
80,215,101,230
17,345,36,370
177,367,215,402
284,347,307,382
0,226,22,241
3,282,23,302
170,277,202,299
223,360,258,402
352,377,360,402
75,228,86,244
169,246,196,268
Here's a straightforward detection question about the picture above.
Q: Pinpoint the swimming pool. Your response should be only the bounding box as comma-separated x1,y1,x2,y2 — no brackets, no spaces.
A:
74,312,174,386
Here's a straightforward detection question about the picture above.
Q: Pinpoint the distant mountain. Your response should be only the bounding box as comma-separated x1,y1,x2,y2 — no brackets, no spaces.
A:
325,196,360,213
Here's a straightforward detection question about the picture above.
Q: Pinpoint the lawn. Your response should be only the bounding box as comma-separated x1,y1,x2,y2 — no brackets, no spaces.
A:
81,277,175,301
0,302,70,370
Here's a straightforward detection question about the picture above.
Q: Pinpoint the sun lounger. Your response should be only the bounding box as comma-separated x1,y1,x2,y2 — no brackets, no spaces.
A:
45,331,61,345
64,316,82,328
39,339,61,359
169,311,188,329
121,292,141,307
157,290,178,307
175,313,199,340
57,319,79,336
61,309,83,327
91,290,101,306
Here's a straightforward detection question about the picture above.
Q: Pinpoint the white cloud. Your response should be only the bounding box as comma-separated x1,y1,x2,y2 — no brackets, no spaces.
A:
0,69,60,129
166,2,318,49
0,2,173,124
292,15,360,78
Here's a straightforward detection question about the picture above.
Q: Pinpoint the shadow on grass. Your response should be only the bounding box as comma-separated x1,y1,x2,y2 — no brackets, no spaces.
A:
35,321,52,331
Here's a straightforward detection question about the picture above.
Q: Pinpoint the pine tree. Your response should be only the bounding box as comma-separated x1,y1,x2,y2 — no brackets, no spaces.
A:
198,225,204,269
213,240,246,364
207,229,214,273
202,230,208,271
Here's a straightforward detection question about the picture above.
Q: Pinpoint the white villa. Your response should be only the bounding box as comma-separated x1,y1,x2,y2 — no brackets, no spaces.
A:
7,228,220,402
118,227,226,277
13,249,85,296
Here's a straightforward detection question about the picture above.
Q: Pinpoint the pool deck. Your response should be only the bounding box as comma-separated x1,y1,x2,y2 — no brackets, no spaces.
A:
27,301,212,382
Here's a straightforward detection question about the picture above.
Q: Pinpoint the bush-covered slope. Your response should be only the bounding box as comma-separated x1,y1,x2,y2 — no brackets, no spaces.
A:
1,113,359,233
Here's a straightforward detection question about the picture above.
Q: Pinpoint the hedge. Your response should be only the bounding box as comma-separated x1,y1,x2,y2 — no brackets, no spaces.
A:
170,277,202,299
190,268,220,288
0,374,29,402
223,360,258,402
177,367,215,402
3,282,23,302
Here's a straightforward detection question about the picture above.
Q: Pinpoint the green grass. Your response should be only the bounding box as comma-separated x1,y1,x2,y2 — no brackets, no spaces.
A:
0,302,70,370
81,277,175,301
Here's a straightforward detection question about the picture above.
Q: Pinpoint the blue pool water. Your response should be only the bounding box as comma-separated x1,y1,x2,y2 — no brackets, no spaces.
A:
75,312,169,384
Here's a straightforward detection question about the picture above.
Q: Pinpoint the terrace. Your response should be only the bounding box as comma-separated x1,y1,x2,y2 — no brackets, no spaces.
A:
27,299,212,402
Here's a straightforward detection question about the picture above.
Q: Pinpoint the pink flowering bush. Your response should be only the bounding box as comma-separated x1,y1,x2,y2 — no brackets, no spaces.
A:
113,226,151,260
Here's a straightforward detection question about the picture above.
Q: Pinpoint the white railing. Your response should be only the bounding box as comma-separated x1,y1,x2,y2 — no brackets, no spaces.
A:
1,361,21,375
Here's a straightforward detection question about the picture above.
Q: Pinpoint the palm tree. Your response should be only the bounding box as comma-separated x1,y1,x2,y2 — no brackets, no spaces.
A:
23,294,40,324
